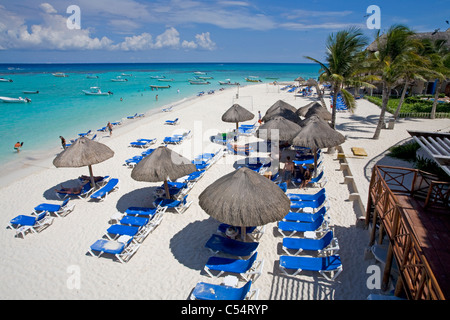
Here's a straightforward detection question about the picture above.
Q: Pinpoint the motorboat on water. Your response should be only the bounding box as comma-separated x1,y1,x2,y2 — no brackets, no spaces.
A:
150,84,171,89
82,87,112,96
196,76,213,80
219,80,240,86
189,80,210,85
121,73,132,76
194,71,207,75
86,74,99,79
52,73,69,77
23,90,39,94
0,96,31,103
245,76,262,83
150,75,166,79
0,78,13,82
158,78,174,82
111,76,128,82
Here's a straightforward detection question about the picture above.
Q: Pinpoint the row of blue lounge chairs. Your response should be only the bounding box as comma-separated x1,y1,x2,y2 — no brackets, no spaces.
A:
163,130,191,144
55,176,120,202
88,206,167,263
7,198,75,237
275,186,343,281
331,93,349,112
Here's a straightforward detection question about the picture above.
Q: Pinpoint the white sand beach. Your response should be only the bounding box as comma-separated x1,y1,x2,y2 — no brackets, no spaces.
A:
0,83,449,300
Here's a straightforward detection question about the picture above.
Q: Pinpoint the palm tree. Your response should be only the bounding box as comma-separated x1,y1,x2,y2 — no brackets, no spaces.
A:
420,38,450,119
368,25,418,140
305,27,369,129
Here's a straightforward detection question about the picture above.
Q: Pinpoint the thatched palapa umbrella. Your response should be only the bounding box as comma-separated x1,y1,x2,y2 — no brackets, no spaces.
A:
266,100,297,115
296,101,322,118
131,146,196,199
53,137,114,189
262,101,301,124
199,167,290,240
256,116,301,142
222,104,255,131
290,115,345,177
304,104,332,121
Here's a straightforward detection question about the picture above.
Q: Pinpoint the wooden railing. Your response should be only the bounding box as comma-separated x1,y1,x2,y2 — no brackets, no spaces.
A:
366,165,446,300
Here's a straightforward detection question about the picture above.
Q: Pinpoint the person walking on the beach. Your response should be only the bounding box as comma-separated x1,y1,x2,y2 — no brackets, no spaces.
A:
60,136,66,149
107,122,113,136
14,142,23,153
283,156,294,186
258,111,262,125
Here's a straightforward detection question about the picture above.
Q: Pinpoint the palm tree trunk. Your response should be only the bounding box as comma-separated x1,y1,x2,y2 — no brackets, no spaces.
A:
393,80,409,121
331,84,339,129
314,83,327,109
430,79,440,119
373,82,391,140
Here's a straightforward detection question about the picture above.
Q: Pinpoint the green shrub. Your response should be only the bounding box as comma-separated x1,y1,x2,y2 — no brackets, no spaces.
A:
388,142,421,162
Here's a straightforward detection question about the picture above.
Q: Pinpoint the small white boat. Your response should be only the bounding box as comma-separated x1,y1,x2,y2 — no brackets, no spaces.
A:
0,78,13,82
82,87,112,96
194,71,206,75
189,80,210,85
158,78,174,82
86,74,99,79
219,80,240,86
150,85,171,89
150,75,166,79
196,76,213,80
52,73,69,77
111,76,128,82
121,73,132,76
0,96,31,103
23,90,39,94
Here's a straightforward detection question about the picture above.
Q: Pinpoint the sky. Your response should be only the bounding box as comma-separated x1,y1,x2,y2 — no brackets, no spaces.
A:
0,0,449,63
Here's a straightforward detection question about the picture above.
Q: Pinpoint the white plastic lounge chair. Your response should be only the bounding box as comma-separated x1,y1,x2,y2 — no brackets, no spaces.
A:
279,254,343,280
162,106,173,112
88,237,141,263
277,214,329,237
90,178,119,201
190,280,259,300
33,198,75,217
154,195,192,214
290,194,330,213
204,252,264,281
8,212,54,237
205,234,259,259
165,118,179,125
283,206,328,223
281,230,339,256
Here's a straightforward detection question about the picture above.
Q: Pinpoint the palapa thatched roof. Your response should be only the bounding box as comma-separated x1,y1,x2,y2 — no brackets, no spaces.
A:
290,115,345,149
199,167,290,227
256,116,301,141
53,137,114,168
221,104,255,123
266,100,297,115
304,104,332,121
131,146,196,182
296,102,322,117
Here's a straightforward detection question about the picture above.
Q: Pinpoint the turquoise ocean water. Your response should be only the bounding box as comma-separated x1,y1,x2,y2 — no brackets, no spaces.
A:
0,63,320,169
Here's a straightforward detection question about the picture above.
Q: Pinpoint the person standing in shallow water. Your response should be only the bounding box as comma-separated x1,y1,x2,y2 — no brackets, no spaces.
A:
107,122,113,136
14,142,23,153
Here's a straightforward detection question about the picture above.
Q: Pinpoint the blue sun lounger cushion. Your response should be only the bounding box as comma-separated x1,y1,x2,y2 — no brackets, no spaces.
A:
283,206,328,223
279,254,343,280
8,212,54,237
277,214,328,237
205,234,259,258
282,230,339,256
190,280,258,300
106,224,140,240
287,188,326,202
290,194,329,213
90,178,119,201
119,215,149,227
125,207,157,217
88,237,141,263
204,252,264,281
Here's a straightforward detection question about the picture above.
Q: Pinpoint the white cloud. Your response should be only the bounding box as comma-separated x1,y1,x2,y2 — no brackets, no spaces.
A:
113,32,153,51
39,3,57,14
195,32,216,50
153,27,180,49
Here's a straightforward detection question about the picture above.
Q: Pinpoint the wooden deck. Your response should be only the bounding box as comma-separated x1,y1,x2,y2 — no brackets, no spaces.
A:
396,195,450,299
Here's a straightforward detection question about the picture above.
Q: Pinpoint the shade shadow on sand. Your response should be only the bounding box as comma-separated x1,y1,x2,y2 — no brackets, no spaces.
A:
43,178,82,200
169,218,220,271
115,186,160,213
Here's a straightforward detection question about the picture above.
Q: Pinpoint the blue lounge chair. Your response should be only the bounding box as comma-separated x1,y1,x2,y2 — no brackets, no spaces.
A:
282,230,339,256
129,141,152,148
290,194,329,213
283,206,328,223
8,212,54,237
204,252,264,281
125,207,158,217
163,136,183,144
90,178,119,201
127,113,138,119
119,215,150,227
33,198,75,217
287,188,326,201
162,106,173,112
308,170,328,188
124,156,143,168
55,182,93,200
205,234,259,258
165,118,179,125
78,130,92,137
88,238,141,263
279,254,343,280
277,214,328,237
154,195,192,214
190,280,258,300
